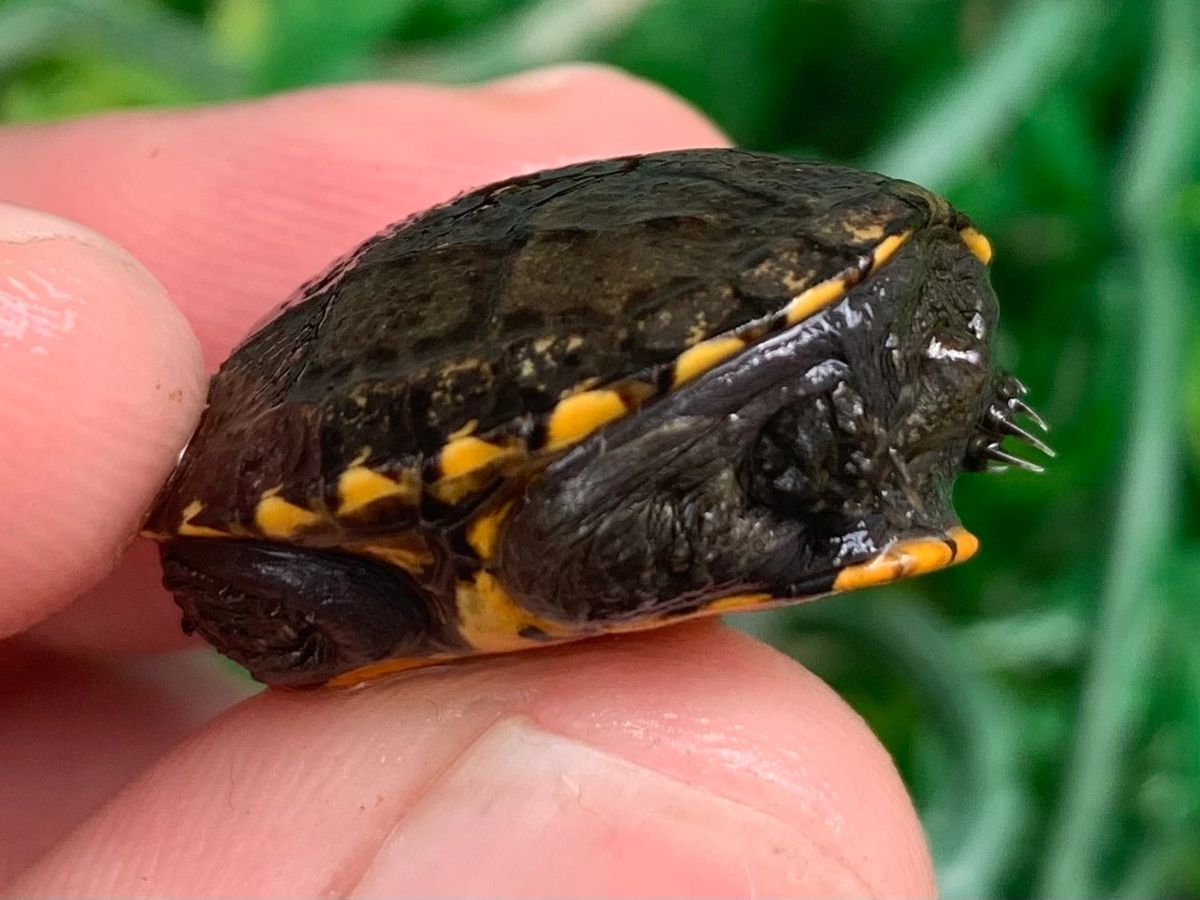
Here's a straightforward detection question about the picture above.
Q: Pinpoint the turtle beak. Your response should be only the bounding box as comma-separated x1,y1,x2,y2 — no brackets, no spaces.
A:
832,526,979,591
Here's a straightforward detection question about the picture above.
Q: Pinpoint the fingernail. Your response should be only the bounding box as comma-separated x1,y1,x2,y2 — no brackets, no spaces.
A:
0,205,152,357
351,717,870,897
0,202,110,248
0,201,202,639
0,202,148,284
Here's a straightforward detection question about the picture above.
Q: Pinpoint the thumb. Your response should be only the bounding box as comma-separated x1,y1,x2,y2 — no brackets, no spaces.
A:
0,204,204,638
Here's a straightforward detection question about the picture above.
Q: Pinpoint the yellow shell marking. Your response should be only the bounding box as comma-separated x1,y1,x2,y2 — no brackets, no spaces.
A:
447,419,478,441
586,592,779,637
702,592,774,614
356,534,435,574
832,529,978,591
784,230,913,327
337,466,417,516
672,336,746,386
440,436,509,479
959,227,993,265
545,389,629,450
871,230,910,269
176,499,229,538
466,501,516,561
177,522,229,538
784,275,849,326
849,222,885,241
455,572,568,652
947,525,980,562
324,656,449,688
255,494,319,539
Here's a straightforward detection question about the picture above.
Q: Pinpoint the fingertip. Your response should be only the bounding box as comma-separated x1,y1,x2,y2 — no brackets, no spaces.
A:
352,625,936,897
477,62,729,153
0,203,204,638
507,624,938,898
10,624,935,898
0,646,256,883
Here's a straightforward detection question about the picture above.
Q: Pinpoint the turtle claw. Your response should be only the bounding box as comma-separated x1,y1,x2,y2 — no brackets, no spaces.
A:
1008,396,1049,432
983,443,1045,474
967,372,1053,473
986,407,1056,458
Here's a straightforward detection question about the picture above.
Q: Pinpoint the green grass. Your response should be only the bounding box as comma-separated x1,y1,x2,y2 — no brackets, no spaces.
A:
2,1,1197,896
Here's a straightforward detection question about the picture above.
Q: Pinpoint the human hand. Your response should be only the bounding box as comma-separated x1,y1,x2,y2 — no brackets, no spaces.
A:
0,66,935,898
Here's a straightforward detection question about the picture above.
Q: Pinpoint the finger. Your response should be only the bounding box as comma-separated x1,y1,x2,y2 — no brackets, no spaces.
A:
6,625,935,899
0,65,726,367
0,204,204,639
0,645,255,884
0,66,727,655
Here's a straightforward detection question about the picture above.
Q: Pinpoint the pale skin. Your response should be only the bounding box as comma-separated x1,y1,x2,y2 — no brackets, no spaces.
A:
0,66,936,898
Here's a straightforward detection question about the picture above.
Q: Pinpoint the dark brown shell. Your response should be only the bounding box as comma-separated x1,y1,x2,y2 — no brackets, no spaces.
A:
147,149,961,541
143,148,1046,688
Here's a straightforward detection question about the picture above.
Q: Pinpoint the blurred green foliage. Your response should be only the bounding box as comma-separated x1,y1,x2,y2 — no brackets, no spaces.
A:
2,0,1197,896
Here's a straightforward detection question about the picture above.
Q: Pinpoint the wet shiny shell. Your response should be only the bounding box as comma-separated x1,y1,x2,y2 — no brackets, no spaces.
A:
149,149,978,543
146,148,993,686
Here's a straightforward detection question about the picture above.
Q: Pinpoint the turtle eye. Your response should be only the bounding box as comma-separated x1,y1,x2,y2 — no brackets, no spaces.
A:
965,373,1054,473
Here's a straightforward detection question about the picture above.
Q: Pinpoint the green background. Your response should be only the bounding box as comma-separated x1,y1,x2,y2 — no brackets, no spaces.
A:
2,0,1197,896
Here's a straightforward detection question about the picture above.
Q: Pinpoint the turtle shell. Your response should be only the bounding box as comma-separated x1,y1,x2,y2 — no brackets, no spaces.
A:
146,148,1048,687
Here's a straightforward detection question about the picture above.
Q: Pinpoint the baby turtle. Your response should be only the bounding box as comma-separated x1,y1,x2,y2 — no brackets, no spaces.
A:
144,149,1051,687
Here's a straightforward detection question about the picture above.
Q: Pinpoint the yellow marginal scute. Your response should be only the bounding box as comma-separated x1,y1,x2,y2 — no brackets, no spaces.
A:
466,501,515,561
832,531,976,592
356,531,435,574
176,499,230,538
178,522,229,538
545,389,628,450
255,494,320,538
703,592,773,614
447,419,478,441
947,525,980,562
784,276,849,325
959,227,993,265
455,572,568,652
337,466,417,516
672,336,746,386
324,656,446,688
440,436,509,479
871,230,911,269
783,230,914,327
